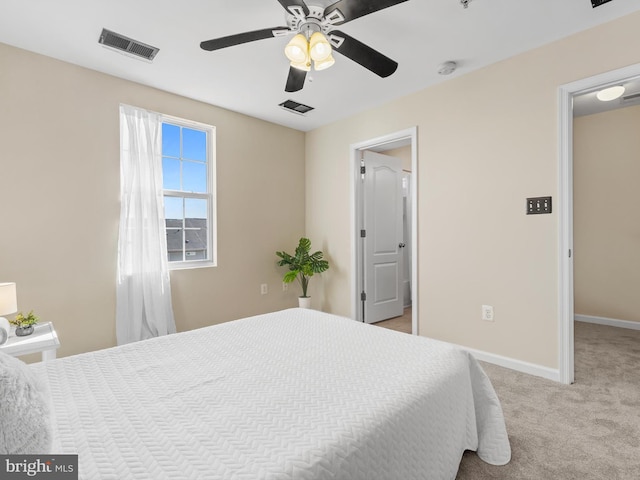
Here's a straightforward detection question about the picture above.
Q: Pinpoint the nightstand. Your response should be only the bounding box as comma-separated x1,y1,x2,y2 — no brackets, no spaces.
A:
0,322,60,361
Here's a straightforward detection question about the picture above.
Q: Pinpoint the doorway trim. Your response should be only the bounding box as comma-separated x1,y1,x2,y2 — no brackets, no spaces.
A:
558,62,640,384
350,127,418,334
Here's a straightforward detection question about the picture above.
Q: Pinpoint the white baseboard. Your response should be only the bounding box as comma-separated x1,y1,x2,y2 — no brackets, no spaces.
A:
575,314,640,330
462,346,560,382
450,316,639,384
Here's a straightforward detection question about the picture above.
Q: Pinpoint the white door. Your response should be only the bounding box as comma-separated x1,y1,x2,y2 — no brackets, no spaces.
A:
363,150,404,323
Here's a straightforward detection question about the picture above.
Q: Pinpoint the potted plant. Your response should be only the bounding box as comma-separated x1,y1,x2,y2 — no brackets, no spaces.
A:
276,237,329,308
10,310,39,337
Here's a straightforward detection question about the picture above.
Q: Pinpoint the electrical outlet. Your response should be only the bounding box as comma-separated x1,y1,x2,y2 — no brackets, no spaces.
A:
261,284,268,295
482,305,494,321
282,282,288,292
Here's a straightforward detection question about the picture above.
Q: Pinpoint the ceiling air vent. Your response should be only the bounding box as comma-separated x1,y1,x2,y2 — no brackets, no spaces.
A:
279,100,314,116
591,0,613,7
99,28,159,62
621,92,640,106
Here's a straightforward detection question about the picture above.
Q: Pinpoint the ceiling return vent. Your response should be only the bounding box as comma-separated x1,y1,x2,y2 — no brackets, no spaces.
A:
591,0,613,7
620,91,640,106
98,28,159,62
279,100,314,116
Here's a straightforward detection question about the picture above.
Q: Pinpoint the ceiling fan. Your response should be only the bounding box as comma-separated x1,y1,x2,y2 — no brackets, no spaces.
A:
200,0,409,93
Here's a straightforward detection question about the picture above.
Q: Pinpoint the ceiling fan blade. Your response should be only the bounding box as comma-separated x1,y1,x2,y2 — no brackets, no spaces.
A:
276,0,309,16
324,0,408,25
329,30,398,78
285,67,307,92
200,27,289,51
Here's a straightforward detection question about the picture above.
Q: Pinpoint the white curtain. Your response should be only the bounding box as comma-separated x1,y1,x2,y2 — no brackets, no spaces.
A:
116,104,176,345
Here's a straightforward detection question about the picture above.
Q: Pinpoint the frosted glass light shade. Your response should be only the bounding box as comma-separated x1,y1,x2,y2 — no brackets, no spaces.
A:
314,54,335,71
285,34,309,64
309,32,332,62
596,86,625,102
0,282,17,316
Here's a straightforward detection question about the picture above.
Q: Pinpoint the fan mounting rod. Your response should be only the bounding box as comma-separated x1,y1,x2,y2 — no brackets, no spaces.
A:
298,20,322,40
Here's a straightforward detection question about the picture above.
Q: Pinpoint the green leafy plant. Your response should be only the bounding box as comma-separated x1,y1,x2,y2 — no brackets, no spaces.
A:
276,237,329,298
9,310,39,328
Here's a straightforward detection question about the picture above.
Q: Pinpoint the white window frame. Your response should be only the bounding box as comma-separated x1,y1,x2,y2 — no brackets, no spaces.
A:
161,114,217,270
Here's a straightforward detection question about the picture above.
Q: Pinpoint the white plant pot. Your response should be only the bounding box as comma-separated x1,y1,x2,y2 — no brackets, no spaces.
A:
298,297,311,309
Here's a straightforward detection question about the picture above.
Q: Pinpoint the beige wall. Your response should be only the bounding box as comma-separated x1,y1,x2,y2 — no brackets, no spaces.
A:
0,43,305,358
573,106,640,323
305,11,640,368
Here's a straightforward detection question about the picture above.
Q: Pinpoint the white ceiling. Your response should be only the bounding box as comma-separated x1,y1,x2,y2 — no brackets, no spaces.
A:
573,76,640,117
1,0,640,131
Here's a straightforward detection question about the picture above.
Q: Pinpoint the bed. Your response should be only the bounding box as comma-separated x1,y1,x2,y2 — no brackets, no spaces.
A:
25,308,509,479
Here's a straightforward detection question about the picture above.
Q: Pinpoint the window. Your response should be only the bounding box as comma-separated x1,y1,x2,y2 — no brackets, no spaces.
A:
161,117,216,268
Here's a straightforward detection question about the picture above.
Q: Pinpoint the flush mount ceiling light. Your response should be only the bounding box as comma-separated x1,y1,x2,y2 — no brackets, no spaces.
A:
596,85,625,101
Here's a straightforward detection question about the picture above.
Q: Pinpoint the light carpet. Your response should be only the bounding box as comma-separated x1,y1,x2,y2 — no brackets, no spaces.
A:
456,321,640,479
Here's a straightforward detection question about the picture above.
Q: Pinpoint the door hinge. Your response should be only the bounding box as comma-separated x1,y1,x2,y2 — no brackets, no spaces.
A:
361,291,367,301
569,249,572,258
360,229,366,238
360,165,366,175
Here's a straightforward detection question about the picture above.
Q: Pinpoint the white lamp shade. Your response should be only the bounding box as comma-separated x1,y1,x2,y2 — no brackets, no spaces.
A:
284,34,309,64
314,53,335,71
0,282,17,316
309,32,332,62
596,85,625,102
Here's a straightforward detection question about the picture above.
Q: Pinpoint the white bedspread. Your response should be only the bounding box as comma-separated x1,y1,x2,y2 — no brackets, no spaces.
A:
32,308,510,479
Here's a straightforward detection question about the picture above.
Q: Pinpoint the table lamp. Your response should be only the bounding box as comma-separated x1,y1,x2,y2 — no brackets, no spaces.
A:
0,282,17,345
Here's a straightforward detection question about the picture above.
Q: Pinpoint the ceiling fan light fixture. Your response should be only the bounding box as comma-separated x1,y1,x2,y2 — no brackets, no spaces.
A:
290,60,311,72
285,34,309,64
596,85,625,102
201,0,405,93
314,53,335,71
309,32,332,62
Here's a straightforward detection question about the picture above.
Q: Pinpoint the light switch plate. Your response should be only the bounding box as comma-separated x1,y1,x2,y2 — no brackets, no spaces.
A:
527,196,552,215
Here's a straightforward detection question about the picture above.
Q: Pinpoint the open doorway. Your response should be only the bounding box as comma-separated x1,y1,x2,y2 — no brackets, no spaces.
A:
558,63,640,384
350,127,418,335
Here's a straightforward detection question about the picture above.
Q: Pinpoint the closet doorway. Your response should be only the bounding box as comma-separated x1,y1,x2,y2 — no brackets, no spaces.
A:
558,63,640,384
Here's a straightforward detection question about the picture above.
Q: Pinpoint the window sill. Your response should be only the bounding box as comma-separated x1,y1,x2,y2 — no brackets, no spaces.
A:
168,261,216,271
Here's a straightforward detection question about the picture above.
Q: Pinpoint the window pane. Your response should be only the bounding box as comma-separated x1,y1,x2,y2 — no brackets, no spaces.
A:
182,161,207,193
168,250,184,262
166,228,183,262
162,123,180,158
164,196,183,221
185,228,207,260
185,198,208,261
165,196,183,263
185,198,207,219
182,128,207,161
162,157,180,190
